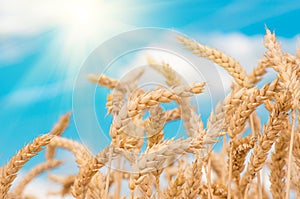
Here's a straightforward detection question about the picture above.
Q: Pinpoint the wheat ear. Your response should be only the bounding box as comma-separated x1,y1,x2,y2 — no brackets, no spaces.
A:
182,153,203,199
270,124,290,199
199,183,229,199
293,128,300,169
72,147,109,199
147,56,182,87
145,105,166,148
163,166,185,198
228,80,278,138
0,134,54,198
239,94,291,195
127,83,205,118
46,112,71,160
230,135,257,185
0,114,69,198
248,58,270,85
87,74,118,89
178,35,251,88
86,172,106,199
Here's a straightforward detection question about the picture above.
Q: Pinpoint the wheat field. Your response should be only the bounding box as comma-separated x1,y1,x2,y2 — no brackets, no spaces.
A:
0,28,299,199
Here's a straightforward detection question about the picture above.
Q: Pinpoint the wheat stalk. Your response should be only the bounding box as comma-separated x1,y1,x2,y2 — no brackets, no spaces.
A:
13,160,63,195
48,174,76,196
48,136,92,165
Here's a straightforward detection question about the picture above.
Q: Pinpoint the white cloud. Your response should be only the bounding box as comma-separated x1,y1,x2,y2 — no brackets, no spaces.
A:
208,33,265,72
23,177,74,199
0,0,134,36
0,1,55,36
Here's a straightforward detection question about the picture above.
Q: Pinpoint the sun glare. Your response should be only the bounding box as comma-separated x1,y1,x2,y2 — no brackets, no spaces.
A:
65,4,92,27
49,0,133,73
54,0,131,42
58,0,101,39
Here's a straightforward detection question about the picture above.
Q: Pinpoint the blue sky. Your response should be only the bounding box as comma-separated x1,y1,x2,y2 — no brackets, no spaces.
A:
1,0,300,168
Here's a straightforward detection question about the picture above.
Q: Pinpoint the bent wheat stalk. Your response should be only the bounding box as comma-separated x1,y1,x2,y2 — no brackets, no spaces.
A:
13,160,63,195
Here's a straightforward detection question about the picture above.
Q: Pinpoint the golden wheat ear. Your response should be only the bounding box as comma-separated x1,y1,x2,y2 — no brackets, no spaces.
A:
0,113,70,198
46,112,71,160
177,35,251,88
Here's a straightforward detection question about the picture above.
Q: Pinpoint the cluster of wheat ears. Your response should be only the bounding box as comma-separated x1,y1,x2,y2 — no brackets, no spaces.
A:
1,29,300,199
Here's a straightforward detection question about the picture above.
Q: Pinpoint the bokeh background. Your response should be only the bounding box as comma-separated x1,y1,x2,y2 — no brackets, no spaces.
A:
1,0,300,197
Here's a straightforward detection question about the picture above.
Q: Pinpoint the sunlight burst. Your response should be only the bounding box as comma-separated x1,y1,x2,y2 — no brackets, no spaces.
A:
50,0,133,73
